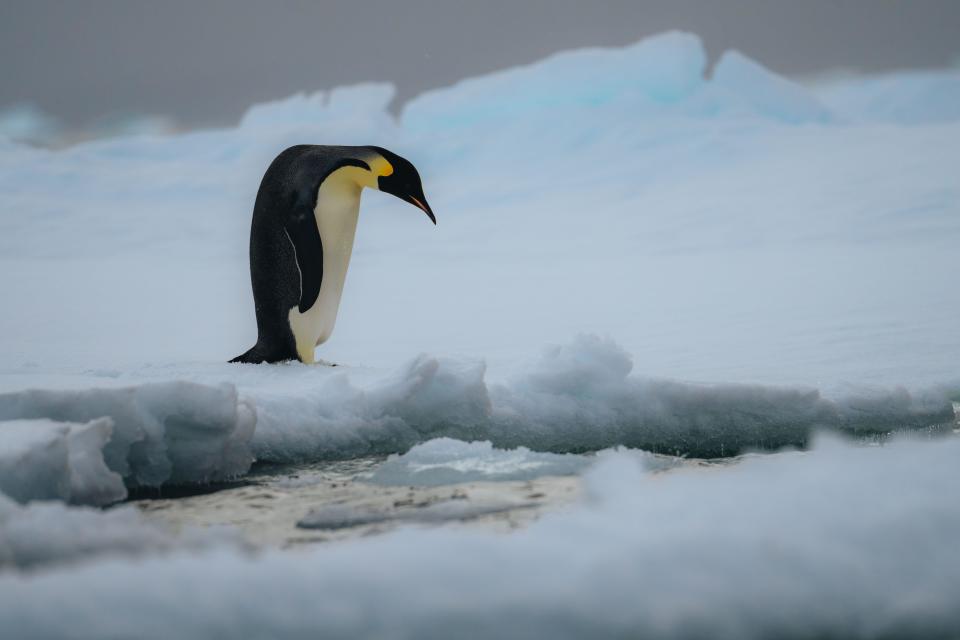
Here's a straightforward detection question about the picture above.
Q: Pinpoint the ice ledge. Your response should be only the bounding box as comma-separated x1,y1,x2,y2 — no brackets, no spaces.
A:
0,382,255,501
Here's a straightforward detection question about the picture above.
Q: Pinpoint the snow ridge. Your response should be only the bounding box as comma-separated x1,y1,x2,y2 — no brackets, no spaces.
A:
249,336,955,462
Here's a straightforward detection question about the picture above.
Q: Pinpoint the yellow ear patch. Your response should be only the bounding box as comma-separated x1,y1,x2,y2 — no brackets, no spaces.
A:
368,155,394,177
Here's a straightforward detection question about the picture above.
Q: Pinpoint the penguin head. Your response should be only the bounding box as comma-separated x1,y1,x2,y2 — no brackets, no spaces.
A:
368,146,436,225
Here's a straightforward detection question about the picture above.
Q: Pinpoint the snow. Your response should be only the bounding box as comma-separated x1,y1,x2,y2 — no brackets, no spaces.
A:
1,434,958,638
0,491,238,570
0,383,255,490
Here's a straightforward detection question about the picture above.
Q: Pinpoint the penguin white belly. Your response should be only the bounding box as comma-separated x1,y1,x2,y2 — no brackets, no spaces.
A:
287,178,362,363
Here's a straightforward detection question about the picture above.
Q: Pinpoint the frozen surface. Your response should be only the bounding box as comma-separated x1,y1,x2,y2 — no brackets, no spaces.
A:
2,435,958,638
0,418,125,505
0,383,255,489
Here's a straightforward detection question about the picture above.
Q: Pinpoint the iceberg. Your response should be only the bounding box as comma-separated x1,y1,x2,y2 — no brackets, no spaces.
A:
403,32,708,132
404,30,833,142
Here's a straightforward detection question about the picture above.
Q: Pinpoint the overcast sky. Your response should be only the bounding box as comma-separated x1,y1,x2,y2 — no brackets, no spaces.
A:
2,0,959,132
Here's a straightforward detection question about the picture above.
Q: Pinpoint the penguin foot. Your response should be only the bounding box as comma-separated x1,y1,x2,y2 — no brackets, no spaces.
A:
313,359,339,367
230,342,298,364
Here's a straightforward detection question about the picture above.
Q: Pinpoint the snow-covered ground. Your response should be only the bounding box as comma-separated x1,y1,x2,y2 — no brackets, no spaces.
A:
0,31,958,637
4,435,960,638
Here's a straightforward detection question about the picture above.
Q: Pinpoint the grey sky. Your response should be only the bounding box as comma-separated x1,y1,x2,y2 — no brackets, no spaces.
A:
2,0,959,132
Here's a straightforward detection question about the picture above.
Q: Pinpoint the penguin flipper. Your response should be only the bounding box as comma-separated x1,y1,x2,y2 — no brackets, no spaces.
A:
284,213,324,314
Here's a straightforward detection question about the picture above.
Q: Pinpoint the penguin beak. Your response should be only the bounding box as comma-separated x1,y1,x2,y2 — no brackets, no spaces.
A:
406,194,436,225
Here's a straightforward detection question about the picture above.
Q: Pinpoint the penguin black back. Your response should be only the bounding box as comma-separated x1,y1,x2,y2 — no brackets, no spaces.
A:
231,145,434,364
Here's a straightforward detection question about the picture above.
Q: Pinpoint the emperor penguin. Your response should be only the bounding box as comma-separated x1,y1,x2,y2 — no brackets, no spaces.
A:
231,145,435,364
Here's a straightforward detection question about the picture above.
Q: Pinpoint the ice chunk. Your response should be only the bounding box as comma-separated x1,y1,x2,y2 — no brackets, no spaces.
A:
0,418,124,505
63,417,128,505
366,438,594,486
0,383,255,489
0,420,70,503
365,437,681,487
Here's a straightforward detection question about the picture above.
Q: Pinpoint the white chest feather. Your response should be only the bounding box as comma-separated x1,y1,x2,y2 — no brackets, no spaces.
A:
287,175,363,363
